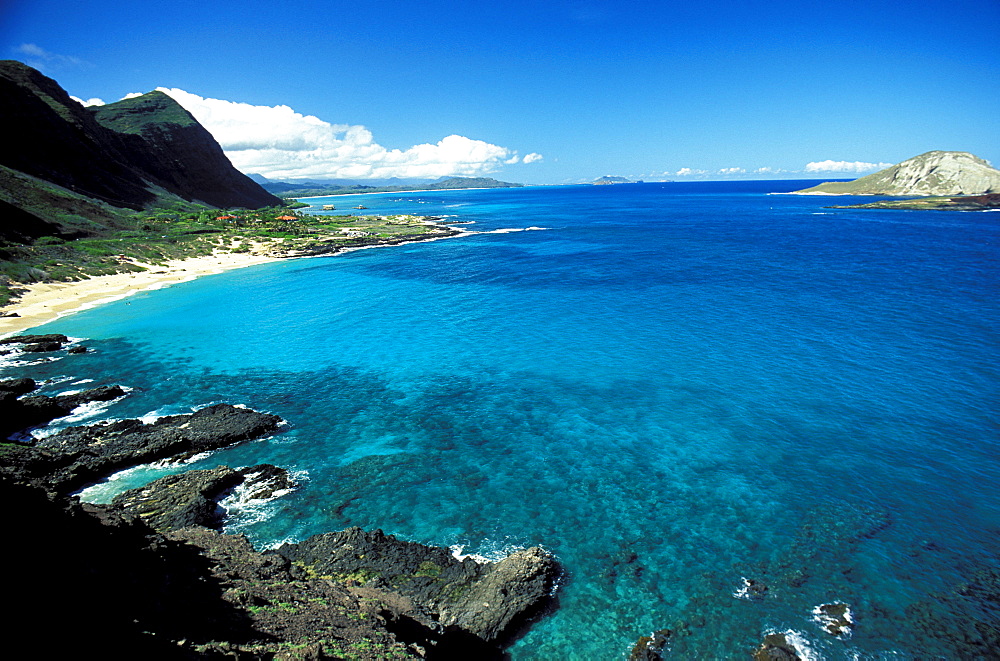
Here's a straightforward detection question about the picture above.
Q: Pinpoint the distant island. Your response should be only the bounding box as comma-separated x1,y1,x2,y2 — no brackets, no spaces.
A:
0,61,491,308
593,176,636,185
259,176,524,198
790,151,1000,197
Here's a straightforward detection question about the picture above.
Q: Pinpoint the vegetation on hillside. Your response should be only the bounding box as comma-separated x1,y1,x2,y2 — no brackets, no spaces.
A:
0,207,453,307
827,193,1000,211
90,90,199,134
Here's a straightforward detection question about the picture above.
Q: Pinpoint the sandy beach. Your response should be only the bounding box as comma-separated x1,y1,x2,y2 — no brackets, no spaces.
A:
0,251,281,337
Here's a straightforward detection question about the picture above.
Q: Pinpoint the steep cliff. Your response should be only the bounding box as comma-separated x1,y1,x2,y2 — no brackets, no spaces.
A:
90,91,281,209
792,151,1000,196
0,60,281,227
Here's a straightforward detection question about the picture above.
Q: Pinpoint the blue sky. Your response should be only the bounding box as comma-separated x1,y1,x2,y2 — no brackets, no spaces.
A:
2,0,998,183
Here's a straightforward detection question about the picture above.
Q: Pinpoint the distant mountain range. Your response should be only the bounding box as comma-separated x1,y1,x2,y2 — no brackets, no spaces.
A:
791,151,1000,196
0,60,281,243
254,176,524,197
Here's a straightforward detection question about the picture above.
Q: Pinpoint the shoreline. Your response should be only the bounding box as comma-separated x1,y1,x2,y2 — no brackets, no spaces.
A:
0,251,282,336
0,224,466,336
0,219,464,338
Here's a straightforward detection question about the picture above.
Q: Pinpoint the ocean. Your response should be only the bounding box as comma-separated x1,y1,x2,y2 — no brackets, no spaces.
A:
4,181,998,658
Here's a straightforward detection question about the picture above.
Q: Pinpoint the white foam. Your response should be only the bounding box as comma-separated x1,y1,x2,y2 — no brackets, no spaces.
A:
760,629,820,661
811,602,854,638
450,545,493,564
733,576,751,599
222,469,306,531
449,537,530,564
476,226,550,234
75,462,180,503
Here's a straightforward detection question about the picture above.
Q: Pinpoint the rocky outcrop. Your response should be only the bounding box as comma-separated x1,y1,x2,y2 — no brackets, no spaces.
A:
110,464,293,533
792,151,1000,196
9,404,283,493
0,351,560,657
813,602,853,636
828,192,1000,211
0,333,70,347
0,376,126,440
628,628,672,660
278,527,560,645
752,632,803,660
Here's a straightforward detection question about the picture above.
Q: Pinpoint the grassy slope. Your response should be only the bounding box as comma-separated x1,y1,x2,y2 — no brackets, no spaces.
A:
0,208,452,307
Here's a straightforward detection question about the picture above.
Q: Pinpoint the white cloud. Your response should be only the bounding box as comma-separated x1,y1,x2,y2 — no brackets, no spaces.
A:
805,160,892,173
522,152,544,164
154,88,535,180
718,167,745,174
70,95,106,107
15,43,85,71
675,167,708,176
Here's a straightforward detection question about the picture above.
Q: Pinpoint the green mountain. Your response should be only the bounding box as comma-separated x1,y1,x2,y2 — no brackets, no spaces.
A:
0,60,281,242
791,151,1000,196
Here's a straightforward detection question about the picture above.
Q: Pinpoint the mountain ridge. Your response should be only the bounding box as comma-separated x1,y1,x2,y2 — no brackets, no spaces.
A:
0,60,281,243
791,151,1000,196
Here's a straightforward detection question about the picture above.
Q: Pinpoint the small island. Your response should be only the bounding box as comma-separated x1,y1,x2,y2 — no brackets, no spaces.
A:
790,150,1000,199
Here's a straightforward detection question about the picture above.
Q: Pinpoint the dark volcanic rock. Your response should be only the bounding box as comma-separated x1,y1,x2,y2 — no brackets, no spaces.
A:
31,404,283,493
53,384,126,409
168,526,418,659
0,333,69,346
0,476,256,658
112,463,294,533
0,384,126,440
753,633,802,661
22,341,63,352
0,377,36,397
629,628,672,660
277,526,560,644
814,602,853,636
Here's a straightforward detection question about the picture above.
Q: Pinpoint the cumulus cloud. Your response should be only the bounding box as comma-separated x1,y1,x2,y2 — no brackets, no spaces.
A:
154,88,536,180
675,167,708,176
70,95,106,107
718,167,745,174
522,152,544,164
805,160,892,173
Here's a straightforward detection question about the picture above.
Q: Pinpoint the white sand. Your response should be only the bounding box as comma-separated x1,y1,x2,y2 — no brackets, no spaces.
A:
0,250,281,336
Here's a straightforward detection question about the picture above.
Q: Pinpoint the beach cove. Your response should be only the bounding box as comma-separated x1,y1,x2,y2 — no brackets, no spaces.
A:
2,182,998,658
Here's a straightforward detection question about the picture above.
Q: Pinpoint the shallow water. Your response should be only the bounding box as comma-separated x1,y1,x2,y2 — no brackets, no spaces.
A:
6,182,998,658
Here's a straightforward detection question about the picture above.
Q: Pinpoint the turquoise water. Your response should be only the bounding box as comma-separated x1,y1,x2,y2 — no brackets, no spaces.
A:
4,182,998,658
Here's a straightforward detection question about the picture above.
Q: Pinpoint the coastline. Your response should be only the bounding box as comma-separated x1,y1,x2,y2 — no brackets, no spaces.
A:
0,251,282,336
0,222,467,337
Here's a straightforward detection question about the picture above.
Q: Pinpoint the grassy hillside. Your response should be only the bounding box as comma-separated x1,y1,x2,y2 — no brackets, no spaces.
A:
90,90,199,134
0,208,454,307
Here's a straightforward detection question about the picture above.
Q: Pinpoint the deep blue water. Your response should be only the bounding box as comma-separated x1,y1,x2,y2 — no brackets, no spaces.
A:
4,182,999,658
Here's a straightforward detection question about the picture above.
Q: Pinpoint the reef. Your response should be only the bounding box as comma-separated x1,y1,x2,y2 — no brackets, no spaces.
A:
0,340,560,658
